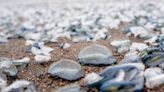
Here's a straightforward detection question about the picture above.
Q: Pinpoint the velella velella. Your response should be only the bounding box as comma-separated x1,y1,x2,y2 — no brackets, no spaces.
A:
83,63,145,91
48,59,83,80
120,54,141,64
111,40,131,53
140,47,164,67
56,84,81,92
12,57,30,71
84,72,103,86
78,44,115,65
3,80,37,92
0,57,18,77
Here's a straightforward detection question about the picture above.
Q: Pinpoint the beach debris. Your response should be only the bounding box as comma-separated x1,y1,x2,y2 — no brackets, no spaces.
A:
25,40,53,63
48,59,83,80
31,44,53,55
144,67,164,88
34,54,51,63
60,43,71,49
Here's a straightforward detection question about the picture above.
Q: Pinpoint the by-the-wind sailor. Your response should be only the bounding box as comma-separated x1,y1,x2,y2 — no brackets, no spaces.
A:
0,73,7,91
131,71,144,92
144,53,164,67
3,80,37,92
100,81,134,92
120,54,141,64
78,44,115,65
140,48,164,66
161,27,164,34
84,70,125,88
24,32,43,41
110,40,131,47
156,35,164,51
130,42,148,51
100,80,141,92
0,57,17,76
0,38,8,44
100,63,145,78
48,59,83,80
85,63,145,88
159,63,164,69
129,26,153,40
144,67,164,88
12,57,30,70
84,72,103,86
31,45,53,55
99,63,145,84
144,36,158,46
100,70,144,92
111,40,131,53
93,28,108,41
56,84,81,92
